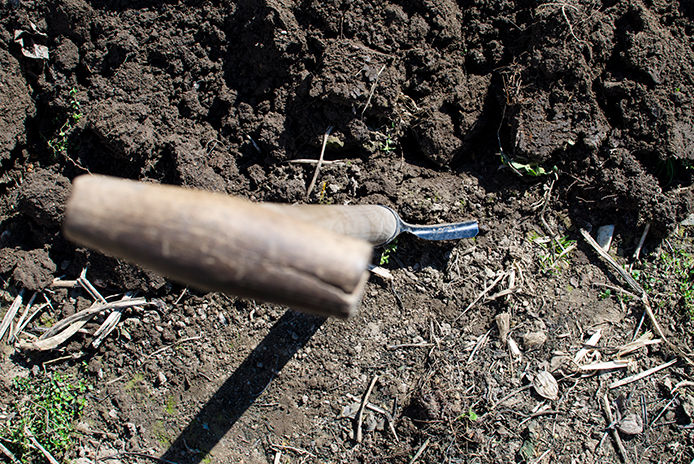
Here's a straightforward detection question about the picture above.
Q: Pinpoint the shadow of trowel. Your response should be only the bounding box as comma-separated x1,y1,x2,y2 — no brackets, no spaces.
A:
160,310,325,464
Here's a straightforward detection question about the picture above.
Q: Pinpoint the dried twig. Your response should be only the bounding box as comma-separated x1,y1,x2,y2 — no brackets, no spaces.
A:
649,394,679,427
78,268,107,303
355,375,379,443
579,359,635,372
602,392,629,463
50,278,78,288
408,438,430,464
456,272,505,320
91,308,124,348
592,283,639,300
0,441,19,464
145,336,202,359
289,159,346,166
617,332,661,357
345,393,399,442
11,303,49,342
18,298,147,351
268,443,315,457
9,292,36,342
580,229,643,293
305,125,334,197
632,223,650,262
24,426,60,464
609,359,677,390
574,329,602,364
580,229,694,366
97,451,179,464
361,64,386,119
44,297,146,339
467,329,491,365
0,292,23,342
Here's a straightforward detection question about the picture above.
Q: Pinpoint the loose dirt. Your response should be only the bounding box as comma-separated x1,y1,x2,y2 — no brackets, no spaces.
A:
1,0,694,463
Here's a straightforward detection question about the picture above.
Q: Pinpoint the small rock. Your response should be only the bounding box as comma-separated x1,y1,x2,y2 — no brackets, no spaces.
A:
596,225,615,251
532,371,559,400
617,413,643,435
157,372,167,385
523,331,548,350
125,422,137,436
74,459,95,464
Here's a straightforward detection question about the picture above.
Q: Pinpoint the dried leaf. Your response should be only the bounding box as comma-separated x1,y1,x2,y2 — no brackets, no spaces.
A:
617,413,643,435
533,371,559,400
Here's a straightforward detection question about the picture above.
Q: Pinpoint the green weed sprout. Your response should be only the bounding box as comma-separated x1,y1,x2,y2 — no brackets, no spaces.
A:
379,239,398,266
48,88,87,170
0,372,89,463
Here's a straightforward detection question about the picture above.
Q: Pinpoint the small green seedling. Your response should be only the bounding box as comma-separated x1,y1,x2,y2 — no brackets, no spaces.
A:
379,239,398,266
0,372,89,463
48,88,82,158
456,408,478,422
380,135,396,153
500,152,554,177
529,232,576,274
379,123,397,153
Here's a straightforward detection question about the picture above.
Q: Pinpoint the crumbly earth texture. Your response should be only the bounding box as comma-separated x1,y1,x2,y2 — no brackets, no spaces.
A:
1,0,694,463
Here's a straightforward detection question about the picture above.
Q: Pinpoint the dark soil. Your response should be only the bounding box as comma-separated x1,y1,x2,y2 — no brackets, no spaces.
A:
1,0,694,463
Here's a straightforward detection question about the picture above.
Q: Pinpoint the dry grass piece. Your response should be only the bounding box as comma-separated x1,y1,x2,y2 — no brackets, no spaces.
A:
574,329,602,364
18,297,147,351
355,375,379,443
305,125,334,197
0,292,23,342
579,359,635,372
609,359,677,390
408,438,430,464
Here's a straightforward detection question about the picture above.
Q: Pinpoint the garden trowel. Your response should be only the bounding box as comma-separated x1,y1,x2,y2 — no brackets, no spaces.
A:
63,175,478,319
264,204,478,246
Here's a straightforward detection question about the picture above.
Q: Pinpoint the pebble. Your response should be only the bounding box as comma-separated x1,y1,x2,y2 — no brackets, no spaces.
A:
157,372,167,385
523,331,547,349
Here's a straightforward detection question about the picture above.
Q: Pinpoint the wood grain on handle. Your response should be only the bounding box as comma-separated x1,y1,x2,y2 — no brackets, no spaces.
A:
262,204,399,246
63,175,373,318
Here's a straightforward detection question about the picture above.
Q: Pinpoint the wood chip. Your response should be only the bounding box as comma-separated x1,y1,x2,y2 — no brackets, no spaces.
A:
495,312,511,343
579,359,635,371
508,336,522,358
369,265,393,280
617,332,661,357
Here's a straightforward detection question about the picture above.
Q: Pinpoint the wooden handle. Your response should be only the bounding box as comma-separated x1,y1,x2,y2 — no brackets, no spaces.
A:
261,204,399,246
63,175,373,318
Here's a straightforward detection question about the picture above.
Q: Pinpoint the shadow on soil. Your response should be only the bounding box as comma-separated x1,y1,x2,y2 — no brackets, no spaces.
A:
160,310,325,464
